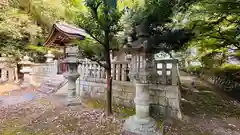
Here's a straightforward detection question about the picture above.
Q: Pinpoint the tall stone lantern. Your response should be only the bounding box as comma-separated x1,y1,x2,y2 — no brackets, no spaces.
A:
123,22,162,135
62,46,81,106
18,55,33,87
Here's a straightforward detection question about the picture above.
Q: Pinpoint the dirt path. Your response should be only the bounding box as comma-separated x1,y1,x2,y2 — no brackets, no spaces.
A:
0,90,131,135
0,83,20,95
173,71,240,135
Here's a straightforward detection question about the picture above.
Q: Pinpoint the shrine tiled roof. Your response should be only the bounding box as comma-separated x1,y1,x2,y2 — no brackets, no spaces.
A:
44,22,89,46
54,22,88,37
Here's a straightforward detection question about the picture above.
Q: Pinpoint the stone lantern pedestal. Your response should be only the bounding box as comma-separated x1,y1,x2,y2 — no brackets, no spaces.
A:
62,46,81,106
18,55,33,87
123,54,162,135
123,23,162,135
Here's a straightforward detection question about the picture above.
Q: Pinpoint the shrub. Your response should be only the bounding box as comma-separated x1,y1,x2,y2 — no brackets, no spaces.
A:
186,65,202,76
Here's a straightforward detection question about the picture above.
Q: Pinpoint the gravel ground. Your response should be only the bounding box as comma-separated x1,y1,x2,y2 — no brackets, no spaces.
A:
1,77,240,135
0,92,135,135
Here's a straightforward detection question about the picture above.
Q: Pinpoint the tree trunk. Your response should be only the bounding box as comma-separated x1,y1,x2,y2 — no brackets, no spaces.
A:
106,68,112,115
104,31,112,116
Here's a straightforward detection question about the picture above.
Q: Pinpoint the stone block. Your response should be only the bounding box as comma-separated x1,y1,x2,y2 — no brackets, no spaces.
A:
97,88,105,93
150,95,154,102
127,92,134,99
112,91,119,97
159,96,167,106
123,99,131,107
149,90,155,95
113,97,121,104
114,86,122,92
165,91,178,98
155,90,162,96
152,96,159,104
150,104,164,120
129,100,134,107
168,98,179,109
123,87,135,93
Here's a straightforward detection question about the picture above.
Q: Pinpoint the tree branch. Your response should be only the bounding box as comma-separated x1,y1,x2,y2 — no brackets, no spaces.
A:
89,1,105,29
77,22,105,46
224,18,240,25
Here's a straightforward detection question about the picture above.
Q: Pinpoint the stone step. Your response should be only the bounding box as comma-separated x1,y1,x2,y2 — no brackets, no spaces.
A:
36,75,67,94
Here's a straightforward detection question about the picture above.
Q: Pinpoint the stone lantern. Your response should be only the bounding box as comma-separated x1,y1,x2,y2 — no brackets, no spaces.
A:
122,22,162,135
62,46,81,106
18,55,33,87
44,50,55,63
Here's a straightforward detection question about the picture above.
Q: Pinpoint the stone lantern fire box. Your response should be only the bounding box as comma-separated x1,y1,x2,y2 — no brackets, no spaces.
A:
122,22,162,135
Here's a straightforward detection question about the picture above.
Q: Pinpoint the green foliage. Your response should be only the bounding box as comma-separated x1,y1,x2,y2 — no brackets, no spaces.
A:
186,65,202,76
26,45,63,54
0,6,43,60
175,0,240,77
15,0,70,31
67,0,124,66
187,65,202,72
216,64,240,73
0,7,42,42
121,0,195,55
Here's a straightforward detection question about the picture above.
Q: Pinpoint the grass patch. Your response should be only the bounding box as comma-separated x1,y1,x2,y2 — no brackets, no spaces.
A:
0,119,51,135
181,82,240,118
84,99,135,118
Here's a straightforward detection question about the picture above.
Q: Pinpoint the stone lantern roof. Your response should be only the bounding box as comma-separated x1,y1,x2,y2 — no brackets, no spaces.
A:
123,21,153,53
18,55,33,66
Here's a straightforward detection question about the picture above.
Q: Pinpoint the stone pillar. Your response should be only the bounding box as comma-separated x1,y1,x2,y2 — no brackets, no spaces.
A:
8,69,15,81
18,55,33,87
63,46,81,106
124,54,161,135
121,64,127,81
1,69,7,81
14,67,19,82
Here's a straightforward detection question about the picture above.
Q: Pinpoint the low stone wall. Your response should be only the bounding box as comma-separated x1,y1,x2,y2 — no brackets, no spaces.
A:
30,61,58,86
30,73,48,86
78,78,181,119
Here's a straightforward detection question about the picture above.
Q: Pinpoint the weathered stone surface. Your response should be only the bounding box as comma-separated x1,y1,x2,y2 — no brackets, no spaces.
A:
123,116,162,135
149,90,155,95
150,104,164,120
36,75,66,94
77,80,181,119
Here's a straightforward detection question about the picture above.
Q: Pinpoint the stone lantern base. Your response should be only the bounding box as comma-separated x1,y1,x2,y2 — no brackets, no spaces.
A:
123,115,162,135
123,83,162,135
20,67,32,88
63,72,81,106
